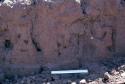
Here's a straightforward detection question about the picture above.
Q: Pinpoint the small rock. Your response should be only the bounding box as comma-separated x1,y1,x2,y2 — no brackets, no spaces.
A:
119,70,124,73
111,70,119,75
118,65,125,71
98,78,103,81
88,79,92,82
80,79,86,84
46,82,51,84
103,72,110,83
121,72,125,77
88,81,98,84
43,83,46,84
104,72,111,79
71,82,77,84
116,80,125,84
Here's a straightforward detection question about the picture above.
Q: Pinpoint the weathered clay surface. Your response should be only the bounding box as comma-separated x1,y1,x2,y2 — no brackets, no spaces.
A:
0,0,125,75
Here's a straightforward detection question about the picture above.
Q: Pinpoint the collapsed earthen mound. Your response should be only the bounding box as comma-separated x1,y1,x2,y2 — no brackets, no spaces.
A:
0,0,125,76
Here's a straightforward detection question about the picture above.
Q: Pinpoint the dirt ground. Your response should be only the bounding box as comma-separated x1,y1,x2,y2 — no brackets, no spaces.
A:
1,55,125,84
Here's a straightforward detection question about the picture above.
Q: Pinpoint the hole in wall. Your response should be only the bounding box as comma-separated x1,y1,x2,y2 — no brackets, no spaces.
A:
4,39,13,49
31,0,36,5
80,0,88,14
17,34,21,38
58,52,61,56
57,42,62,56
32,39,42,52
24,40,28,44
36,48,42,52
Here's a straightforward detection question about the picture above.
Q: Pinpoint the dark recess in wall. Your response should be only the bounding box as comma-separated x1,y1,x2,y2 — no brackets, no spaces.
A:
4,40,13,49
32,38,42,52
80,0,88,14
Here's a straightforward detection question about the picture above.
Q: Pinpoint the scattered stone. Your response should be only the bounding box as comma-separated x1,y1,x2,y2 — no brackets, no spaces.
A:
118,65,125,71
88,81,98,84
102,72,110,83
1,64,125,84
46,82,51,84
71,82,77,84
80,79,87,84
119,70,124,73
104,72,111,79
111,69,119,75
43,83,46,84
121,72,125,77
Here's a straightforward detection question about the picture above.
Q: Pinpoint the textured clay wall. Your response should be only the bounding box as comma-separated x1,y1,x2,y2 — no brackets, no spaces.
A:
0,0,125,75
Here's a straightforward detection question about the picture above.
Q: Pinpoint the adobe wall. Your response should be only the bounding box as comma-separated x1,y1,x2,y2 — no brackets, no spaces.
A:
0,0,125,75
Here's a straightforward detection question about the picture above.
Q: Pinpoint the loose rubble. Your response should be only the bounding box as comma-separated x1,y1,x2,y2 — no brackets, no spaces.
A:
80,79,86,84
88,65,125,84
0,0,81,8
1,65,125,84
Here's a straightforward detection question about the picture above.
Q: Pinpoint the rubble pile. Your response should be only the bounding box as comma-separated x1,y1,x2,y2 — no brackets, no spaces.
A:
1,65,125,84
88,65,125,84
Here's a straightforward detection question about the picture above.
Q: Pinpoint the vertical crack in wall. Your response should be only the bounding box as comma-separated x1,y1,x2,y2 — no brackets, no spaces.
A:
57,41,61,56
112,28,116,54
30,8,42,52
108,17,117,54
80,0,88,14
77,34,82,68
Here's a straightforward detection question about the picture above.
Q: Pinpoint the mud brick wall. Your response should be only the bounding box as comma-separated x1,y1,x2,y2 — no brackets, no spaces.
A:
0,0,125,75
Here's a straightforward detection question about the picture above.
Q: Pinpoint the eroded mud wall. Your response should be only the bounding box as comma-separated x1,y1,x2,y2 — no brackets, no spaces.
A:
0,0,125,75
